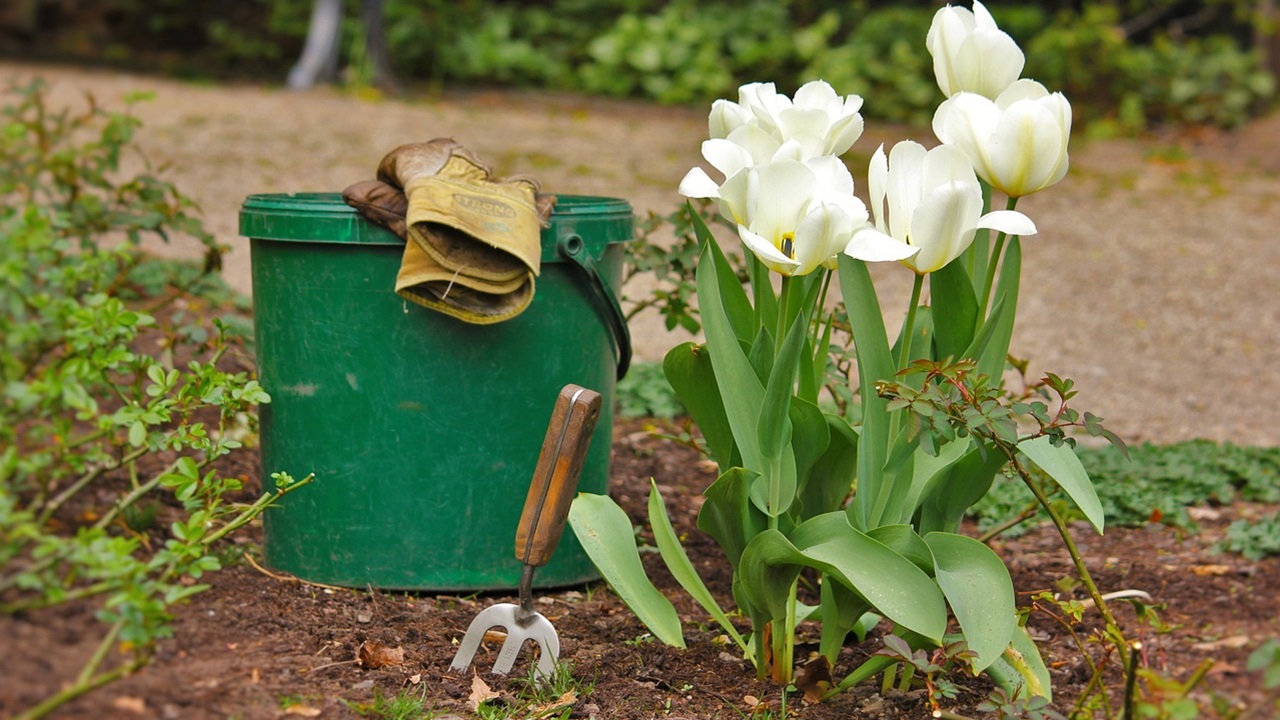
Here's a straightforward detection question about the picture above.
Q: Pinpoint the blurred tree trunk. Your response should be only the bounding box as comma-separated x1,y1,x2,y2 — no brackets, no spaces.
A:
287,0,397,92
287,0,342,89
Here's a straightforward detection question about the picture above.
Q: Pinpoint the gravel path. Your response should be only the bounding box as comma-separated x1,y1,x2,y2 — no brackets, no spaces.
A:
8,60,1279,447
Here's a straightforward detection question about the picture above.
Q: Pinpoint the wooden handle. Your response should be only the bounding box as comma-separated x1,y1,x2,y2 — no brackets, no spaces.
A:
514,384,603,567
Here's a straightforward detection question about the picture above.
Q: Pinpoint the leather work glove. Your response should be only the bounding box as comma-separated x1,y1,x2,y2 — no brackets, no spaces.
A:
342,139,555,324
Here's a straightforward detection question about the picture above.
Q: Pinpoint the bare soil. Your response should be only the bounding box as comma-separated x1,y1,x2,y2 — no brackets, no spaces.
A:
3,62,1280,719
2,416,1278,719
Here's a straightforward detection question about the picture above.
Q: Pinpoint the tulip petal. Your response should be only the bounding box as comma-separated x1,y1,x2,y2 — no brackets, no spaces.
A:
739,225,799,274
977,209,1037,236
678,167,720,199
986,100,1068,196
886,141,927,243
867,144,889,233
844,226,920,262
752,161,817,243
908,179,983,273
825,112,865,156
702,138,754,178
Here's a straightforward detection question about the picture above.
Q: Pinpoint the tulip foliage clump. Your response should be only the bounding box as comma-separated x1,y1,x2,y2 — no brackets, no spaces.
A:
571,1,1118,704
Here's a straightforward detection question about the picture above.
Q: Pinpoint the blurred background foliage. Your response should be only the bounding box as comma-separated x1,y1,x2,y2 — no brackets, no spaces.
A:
0,0,1276,133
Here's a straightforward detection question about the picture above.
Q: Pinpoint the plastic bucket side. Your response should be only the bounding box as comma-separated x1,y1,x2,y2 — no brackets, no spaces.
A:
242,193,629,591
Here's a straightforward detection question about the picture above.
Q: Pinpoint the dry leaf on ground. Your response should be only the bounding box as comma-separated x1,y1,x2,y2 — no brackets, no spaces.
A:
356,640,404,669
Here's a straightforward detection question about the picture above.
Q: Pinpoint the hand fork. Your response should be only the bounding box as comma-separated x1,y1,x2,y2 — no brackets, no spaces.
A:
449,384,602,681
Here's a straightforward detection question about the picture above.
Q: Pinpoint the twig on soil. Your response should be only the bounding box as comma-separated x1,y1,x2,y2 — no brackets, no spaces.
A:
242,552,347,592
303,659,359,674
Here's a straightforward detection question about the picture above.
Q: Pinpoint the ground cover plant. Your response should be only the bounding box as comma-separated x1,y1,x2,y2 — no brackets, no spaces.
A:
0,79,311,719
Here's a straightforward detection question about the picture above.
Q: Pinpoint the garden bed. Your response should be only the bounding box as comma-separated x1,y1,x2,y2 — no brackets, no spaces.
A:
3,417,1276,719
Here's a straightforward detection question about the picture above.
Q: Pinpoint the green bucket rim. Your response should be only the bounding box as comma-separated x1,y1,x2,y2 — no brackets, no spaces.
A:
239,192,631,250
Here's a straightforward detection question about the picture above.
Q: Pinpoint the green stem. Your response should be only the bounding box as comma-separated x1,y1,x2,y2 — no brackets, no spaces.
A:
14,622,150,720
824,655,897,699
897,273,925,374
975,196,1019,327
782,578,798,683
37,443,153,527
1009,452,1128,663
881,272,925,504
1122,641,1142,720
776,274,793,356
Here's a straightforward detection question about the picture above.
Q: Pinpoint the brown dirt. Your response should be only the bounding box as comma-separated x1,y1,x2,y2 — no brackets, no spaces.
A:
3,62,1280,719
2,417,1278,719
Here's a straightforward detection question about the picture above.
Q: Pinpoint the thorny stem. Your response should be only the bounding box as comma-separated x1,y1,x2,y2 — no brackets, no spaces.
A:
36,443,152,527
976,502,1041,543
1006,450,1129,665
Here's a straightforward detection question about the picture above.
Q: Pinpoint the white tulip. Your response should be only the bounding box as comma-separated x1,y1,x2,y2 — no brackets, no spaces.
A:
722,159,915,277
926,0,1025,100
847,141,1036,275
933,79,1072,198
681,81,865,208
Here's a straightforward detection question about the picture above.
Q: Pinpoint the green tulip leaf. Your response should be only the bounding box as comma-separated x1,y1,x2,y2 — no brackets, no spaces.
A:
925,532,1015,671
866,524,934,575
738,529,807,621
757,307,808,460
819,574,872,663
648,480,746,651
1019,435,1105,534
697,467,767,573
977,237,1021,380
796,412,856,522
696,241,766,474
931,257,979,362
663,341,736,471
690,208,753,343
984,625,1053,700
837,256,894,530
790,513,947,642
569,493,685,647
916,441,1009,535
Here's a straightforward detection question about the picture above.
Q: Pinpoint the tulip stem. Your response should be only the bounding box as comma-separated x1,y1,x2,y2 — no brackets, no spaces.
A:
976,196,1019,327
897,273,925,374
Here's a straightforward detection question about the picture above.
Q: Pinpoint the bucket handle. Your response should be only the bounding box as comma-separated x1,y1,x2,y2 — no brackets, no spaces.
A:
557,233,632,380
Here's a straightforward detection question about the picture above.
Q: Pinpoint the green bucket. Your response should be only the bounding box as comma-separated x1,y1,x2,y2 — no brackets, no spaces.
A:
240,192,631,591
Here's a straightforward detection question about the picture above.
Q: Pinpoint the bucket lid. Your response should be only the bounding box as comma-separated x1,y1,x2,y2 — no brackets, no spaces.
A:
240,192,631,253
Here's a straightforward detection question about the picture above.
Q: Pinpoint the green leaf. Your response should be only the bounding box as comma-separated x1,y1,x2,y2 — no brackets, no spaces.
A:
697,468,767,573
787,400,834,520
757,307,808,459
697,242,766,474
690,208,753,344
837,256,894,531
1019,436,1106,534
663,342,736,470
924,532,1015,671
916,441,1009,535
569,493,685,647
819,573,872,663
984,625,1053,700
866,524,934,574
648,481,746,651
738,530,806,621
977,237,1021,380
790,513,947,642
